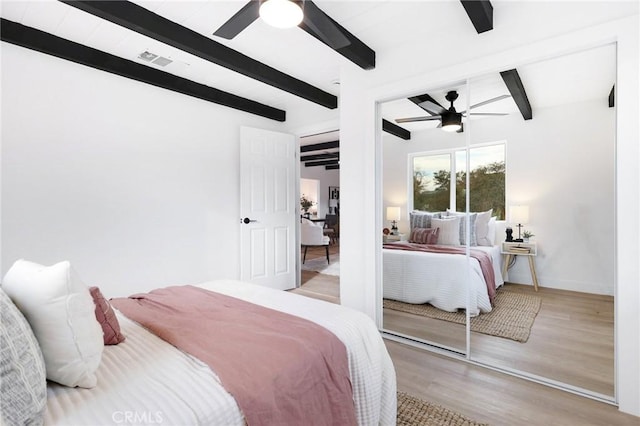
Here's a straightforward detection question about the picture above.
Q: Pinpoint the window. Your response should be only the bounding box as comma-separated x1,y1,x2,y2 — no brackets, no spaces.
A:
411,143,505,219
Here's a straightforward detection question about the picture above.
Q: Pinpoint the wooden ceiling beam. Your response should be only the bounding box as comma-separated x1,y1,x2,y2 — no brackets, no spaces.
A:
300,153,339,162
61,0,337,109
460,1,493,34
383,119,411,140
300,140,339,152
305,159,339,167
0,18,285,121
500,69,533,120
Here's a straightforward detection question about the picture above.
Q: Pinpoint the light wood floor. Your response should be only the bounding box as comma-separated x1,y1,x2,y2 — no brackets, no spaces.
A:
291,268,638,425
384,283,615,396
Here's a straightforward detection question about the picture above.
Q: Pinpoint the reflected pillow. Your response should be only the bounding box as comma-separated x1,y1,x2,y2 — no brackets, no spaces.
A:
445,210,478,246
432,217,461,246
409,211,441,230
475,209,493,246
89,287,125,345
409,227,439,245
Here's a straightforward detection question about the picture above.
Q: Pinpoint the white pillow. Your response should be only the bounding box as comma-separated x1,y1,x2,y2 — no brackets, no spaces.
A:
475,209,493,246
487,217,498,246
432,217,461,246
1,260,103,388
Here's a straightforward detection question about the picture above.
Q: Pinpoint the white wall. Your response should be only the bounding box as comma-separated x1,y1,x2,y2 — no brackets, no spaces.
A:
383,99,615,295
0,43,284,298
340,15,639,416
300,166,339,217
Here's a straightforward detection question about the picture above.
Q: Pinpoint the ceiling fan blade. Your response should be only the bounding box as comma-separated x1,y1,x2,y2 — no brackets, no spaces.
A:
460,94,512,113
467,112,510,116
213,1,259,39
395,116,442,123
301,1,351,49
408,94,446,115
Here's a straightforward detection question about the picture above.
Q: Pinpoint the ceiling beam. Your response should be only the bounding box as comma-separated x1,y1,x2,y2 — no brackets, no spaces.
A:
305,159,339,167
609,85,615,108
60,0,338,109
383,119,411,140
460,1,493,34
300,153,339,162
300,140,339,152
325,164,339,170
0,19,285,121
299,1,376,70
500,69,532,120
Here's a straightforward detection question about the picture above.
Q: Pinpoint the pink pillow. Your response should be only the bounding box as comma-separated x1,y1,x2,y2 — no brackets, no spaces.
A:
409,227,439,244
89,287,125,345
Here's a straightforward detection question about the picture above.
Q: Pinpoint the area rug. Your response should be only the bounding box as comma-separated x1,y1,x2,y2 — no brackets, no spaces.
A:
301,254,340,276
397,391,488,426
384,289,541,343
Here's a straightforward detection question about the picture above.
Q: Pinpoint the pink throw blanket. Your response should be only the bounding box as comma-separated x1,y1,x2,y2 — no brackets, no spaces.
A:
111,285,356,426
384,242,497,306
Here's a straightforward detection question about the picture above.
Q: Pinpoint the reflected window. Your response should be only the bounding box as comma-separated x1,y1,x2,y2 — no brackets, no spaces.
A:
411,143,505,219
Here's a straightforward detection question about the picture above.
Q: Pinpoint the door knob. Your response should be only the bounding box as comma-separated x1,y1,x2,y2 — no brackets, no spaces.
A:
242,217,257,224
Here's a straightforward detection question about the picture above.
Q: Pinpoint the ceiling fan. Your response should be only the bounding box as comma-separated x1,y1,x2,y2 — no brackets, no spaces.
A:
396,91,511,132
213,0,351,50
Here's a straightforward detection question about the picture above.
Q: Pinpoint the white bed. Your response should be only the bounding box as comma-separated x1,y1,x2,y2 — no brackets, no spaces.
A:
383,244,504,316
45,280,396,426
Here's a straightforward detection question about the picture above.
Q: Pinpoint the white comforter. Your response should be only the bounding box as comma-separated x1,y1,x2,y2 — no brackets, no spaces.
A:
383,244,504,316
45,280,396,426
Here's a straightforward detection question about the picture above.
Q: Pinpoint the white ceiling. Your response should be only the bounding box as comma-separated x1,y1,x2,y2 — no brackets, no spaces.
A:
0,0,633,136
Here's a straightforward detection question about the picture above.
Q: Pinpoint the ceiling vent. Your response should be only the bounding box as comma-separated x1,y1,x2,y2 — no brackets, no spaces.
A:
137,51,173,67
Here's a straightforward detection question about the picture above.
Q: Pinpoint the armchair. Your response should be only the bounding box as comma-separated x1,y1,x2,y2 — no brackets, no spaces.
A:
301,219,330,264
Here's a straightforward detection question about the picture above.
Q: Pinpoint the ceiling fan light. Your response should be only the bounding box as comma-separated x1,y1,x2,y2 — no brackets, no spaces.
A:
259,0,304,29
441,111,462,132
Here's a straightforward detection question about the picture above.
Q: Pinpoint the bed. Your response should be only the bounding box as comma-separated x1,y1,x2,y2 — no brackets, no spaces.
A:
382,242,504,317
1,262,396,426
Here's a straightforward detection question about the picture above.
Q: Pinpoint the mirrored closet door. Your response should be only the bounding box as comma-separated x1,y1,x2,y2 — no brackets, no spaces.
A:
380,80,471,354
379,43,616,399
467,44,616,398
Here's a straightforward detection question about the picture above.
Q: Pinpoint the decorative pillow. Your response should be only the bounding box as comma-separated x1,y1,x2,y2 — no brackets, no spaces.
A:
0,287,47,426
1,260,104,388
89,286,125,345
487,216,498,246
475,209,494,246
409,227,440,245
432,216,461,246
446,210,478,246
409,211,441,230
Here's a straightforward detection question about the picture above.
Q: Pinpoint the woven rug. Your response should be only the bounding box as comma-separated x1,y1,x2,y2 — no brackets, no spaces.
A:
397,391,488,426
384,289,541,342
301,254,340,276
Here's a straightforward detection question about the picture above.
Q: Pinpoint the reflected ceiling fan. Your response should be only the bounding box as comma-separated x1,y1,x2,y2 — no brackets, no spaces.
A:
396,91,511,133
213,0,351,50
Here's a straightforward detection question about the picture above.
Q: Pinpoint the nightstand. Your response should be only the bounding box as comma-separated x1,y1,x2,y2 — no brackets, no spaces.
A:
501,241,539,291
384,234,406,243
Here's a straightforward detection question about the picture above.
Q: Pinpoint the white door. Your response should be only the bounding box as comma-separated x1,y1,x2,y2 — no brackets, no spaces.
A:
240,126,297,290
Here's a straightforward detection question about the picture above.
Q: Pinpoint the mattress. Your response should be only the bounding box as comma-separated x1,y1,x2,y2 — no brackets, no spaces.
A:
45,280,396,426
383,244,504,316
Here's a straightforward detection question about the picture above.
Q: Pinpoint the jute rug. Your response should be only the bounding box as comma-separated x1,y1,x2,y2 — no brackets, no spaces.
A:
384,289,541,343
397,392,488,426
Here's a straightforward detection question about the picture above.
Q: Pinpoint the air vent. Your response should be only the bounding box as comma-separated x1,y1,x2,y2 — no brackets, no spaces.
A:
137,51,173,67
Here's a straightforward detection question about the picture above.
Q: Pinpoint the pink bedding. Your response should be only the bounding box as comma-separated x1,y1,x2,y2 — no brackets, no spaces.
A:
111,285,356,426
383,242,497,305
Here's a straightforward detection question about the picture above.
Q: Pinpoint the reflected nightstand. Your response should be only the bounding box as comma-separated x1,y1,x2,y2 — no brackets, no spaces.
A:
501,241,539,291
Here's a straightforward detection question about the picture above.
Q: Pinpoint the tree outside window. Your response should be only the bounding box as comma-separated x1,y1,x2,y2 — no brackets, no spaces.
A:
412,143,505,219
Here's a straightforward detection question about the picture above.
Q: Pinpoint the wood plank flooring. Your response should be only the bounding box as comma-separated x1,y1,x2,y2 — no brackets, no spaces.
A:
384,283,615,396
290,260,638,425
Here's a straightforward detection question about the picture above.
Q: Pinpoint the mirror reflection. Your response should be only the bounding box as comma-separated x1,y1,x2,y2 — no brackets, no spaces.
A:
380,44,615,397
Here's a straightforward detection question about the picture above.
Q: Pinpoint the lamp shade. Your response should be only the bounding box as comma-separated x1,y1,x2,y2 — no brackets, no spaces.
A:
386,206,401,221
509,205,530,225
259,0,303,28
